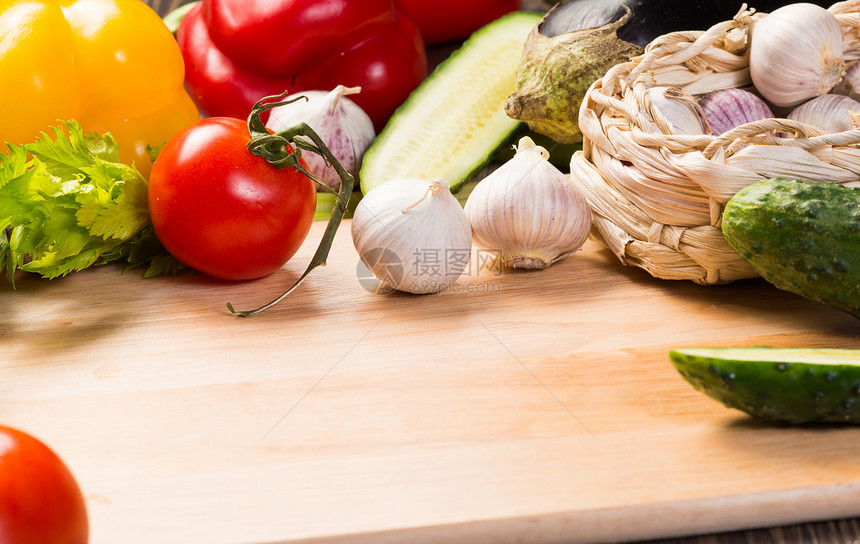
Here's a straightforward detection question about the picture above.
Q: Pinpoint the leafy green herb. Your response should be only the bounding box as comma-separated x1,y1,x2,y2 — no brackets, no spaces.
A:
0,121,184,285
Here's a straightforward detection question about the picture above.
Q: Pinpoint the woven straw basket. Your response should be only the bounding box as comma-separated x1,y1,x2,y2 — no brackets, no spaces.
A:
570,0,860,285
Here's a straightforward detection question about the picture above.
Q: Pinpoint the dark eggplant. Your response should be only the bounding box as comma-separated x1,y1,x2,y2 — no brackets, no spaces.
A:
507,0,834,143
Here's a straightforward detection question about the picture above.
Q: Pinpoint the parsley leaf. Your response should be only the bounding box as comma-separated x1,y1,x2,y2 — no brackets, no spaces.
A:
0,121,184,285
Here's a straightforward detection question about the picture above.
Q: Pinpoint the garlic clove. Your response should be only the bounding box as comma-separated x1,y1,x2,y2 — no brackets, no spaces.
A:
266,85,376,192
750,3,845,108
465,136,592,270
641,86,710,135
788,93,860,133
352,178,472,294
698,88,774,135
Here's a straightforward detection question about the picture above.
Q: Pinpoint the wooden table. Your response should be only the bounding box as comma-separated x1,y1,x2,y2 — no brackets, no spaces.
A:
4,218,859,544
6,0,855,542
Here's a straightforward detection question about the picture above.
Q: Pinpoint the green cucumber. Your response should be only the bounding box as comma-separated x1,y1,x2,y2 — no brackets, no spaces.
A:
670,347,860,424
722,178,860,319
359,11,542,195
313,191,362,222
163,1,198,35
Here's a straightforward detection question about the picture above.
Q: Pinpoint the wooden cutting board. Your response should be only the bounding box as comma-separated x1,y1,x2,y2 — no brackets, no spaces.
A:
2,220,859,544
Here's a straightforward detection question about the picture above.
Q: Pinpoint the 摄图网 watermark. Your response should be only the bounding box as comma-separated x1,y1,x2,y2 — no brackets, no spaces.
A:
357,247,504,295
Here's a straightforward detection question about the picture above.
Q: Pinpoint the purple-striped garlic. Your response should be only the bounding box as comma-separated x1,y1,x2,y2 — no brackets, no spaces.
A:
266,85,375,193
698,88,774,135
788,94,860,133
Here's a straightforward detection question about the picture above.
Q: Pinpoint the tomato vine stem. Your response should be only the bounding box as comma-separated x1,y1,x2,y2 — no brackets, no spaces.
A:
226,91,355,317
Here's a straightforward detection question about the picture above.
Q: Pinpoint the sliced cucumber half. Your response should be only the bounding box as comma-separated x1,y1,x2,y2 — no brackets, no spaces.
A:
670,347,860,424
314,191,362,222
359,11,543,195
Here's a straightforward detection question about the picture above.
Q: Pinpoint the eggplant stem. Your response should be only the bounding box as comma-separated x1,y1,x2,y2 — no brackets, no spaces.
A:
226,91,355,317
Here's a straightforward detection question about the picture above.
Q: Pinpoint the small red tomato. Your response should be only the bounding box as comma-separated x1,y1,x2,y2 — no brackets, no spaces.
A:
0,426,89,544
148,117,317,281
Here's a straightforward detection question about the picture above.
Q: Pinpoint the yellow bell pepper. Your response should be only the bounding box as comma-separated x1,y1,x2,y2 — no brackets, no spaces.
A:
0,0,199,178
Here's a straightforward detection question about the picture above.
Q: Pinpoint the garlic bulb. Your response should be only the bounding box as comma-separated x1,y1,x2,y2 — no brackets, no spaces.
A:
788,94,860,133
464,136,591,270
750,3,845,108
266,85,375,192
641,86,709,135
842,61,860,97
698,88,774,135
352,178,472,294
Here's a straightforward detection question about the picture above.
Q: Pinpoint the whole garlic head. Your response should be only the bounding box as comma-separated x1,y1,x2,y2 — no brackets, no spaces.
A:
788,93,860,133
352,178,472,294
465,136,592,270
750,3,845,108
267,85,375,192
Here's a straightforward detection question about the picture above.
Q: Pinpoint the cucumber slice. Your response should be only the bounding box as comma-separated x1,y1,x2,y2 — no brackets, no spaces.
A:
313,191,362,222
670,347,860,424
359,11,542,195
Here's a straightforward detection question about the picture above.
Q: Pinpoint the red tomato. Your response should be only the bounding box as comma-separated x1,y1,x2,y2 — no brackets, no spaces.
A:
148,117,317,281
0,426,88,544
397,0,522,44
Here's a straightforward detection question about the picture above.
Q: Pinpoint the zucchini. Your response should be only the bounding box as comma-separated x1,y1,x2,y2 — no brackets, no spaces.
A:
722,178,860,319
359,11,543,195
670,347,860,424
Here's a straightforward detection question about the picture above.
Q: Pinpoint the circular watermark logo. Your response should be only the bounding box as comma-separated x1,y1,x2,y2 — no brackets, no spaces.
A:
356,247,404,295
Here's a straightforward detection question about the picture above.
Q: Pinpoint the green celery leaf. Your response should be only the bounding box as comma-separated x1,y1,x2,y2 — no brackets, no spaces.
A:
39,207,91,259
0,226,7,274
13,215,47,259
82,128,122,164
23,246,106,278
25,122,122,178
5,225,26,287
75,183,111,230
24,124,97,179
1,120,180,283
0,160,50,227
141,254,187,278
146,142,163,163
0,145,31,187
102,225,186,276
85,165,151,240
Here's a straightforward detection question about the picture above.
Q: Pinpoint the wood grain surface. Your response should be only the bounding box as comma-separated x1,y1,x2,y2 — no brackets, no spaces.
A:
5,0,855,542
3,218,859,544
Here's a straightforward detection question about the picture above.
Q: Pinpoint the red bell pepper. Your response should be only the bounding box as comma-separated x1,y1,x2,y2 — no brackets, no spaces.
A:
176,0,428,131
398,0,523,44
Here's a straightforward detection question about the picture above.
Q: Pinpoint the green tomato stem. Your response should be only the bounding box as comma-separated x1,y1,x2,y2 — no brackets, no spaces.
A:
226,91,355,317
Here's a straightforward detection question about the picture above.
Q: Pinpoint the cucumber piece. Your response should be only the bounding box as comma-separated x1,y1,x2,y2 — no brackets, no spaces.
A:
722,178,860,319
359,11,543,195
163,1,198,35
670,347,860,424
313,191,362,222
